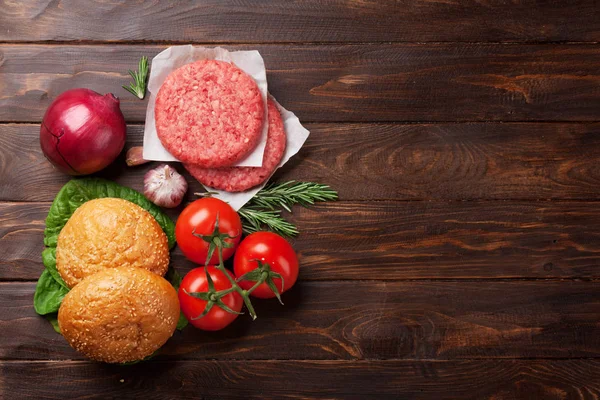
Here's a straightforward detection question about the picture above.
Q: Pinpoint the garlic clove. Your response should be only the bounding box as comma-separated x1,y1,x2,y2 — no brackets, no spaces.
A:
126,146,150,166
144,164,188,208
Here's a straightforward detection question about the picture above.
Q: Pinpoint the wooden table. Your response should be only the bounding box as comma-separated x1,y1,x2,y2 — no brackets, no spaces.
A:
2,2,600,399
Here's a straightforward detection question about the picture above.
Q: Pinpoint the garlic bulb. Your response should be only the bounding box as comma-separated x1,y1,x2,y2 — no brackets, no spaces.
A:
144,164,188,208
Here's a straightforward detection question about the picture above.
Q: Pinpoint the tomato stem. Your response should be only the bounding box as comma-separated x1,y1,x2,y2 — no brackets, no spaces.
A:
247,279,264,295
214,236,259,320
236,259,285,305
187,215,275,321
191,212,238,266
215,287,236,297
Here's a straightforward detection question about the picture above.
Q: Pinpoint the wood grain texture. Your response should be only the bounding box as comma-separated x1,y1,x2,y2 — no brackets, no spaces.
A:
2,0,600,43
4,281,600,361
2,359,600,399
3,44,600,122
3,122,600,202
4,200,600,281
3,1,600,398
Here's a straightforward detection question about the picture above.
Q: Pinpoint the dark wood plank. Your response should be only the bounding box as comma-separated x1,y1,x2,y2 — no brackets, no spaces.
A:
2,359,600,399
4,281,600,361
3,122,600,202
4,200,600,281
3,44,600,122
2,1,600,43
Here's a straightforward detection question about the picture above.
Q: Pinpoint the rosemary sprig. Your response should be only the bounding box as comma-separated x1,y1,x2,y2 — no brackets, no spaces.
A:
238,207,299,237
237,181,338,237
246,181,339,212
122,56,149,99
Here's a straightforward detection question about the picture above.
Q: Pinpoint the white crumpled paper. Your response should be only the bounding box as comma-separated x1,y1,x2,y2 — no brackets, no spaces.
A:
143,45,269,167
142,46,310,210
206,95,310,210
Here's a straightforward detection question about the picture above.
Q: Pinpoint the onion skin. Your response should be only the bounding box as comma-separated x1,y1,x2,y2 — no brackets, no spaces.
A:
40,88,127,175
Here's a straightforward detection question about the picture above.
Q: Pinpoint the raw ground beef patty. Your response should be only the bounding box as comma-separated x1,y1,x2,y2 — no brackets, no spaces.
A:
155,60,265,167
185,98,286,192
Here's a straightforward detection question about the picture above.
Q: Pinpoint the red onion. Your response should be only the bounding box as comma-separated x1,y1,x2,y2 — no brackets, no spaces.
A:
40,88,127,175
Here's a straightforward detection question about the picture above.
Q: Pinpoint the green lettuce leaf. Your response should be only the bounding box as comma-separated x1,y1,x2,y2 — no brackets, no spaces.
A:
45,313,61,334
44,178,176,249
34,178,185,332
41,248,69,290
166,267,189,330
34,269,69,315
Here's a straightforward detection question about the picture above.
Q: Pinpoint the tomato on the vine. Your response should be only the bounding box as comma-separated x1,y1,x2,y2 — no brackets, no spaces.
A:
178,266,243,331
234,231,299,299
175,197,242,265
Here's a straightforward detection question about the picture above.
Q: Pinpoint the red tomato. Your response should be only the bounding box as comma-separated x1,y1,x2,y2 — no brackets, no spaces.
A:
233,231,299,299
178,266,243,331
175,198,242,265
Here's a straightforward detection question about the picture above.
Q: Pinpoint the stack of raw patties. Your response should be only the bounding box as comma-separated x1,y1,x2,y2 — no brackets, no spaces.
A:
155,60,286,193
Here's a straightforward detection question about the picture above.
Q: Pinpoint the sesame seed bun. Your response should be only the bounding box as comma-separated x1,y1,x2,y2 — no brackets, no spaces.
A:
58,266,180,363
56,198,170,288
